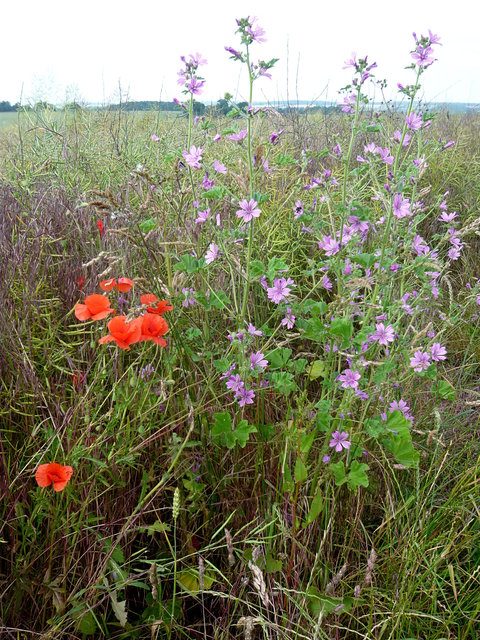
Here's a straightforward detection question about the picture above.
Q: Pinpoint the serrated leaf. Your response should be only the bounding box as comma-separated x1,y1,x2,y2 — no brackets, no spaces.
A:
300,429,316,455
234,420,257,447
139,218,157,232
434,379,456,400
173,253,205,273
346,461,369,494
388,433,419,468
249,259,265,278
267,347,292,369
329,318,353,340
386,410,410,435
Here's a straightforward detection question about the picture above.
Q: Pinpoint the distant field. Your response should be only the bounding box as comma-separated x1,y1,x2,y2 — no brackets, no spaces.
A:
0,112,18,129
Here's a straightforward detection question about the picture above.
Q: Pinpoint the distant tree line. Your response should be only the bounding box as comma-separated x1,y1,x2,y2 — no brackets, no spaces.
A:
0,101,20,112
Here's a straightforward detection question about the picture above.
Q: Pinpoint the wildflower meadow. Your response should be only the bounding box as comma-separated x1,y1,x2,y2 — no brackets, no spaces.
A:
1,16,480,639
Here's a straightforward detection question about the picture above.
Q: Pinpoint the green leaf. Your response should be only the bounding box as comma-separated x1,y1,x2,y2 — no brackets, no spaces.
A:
300,429,316,455
293,358,308,374
271,371,297,396
307,587,353,616
388,433,419,468
434,379,456,400
249,259,265,278
309,360,326,380
234,420,257,447
202,185,227,200
386,410,410,435
213,358,231,374
267,347,292,369
76,610,97,635
331,461,347,486
139,218,157,232
294,457,308,483
267,257,289,280
174,253,205,273
177,569,214,593
283,463,295,494
304,487,324,525
212,412,236,448
209,290,231,309
265,551,283,573
329,318,353,341
346,461,369,493
302,316,327,342
316,411,331,432
275,153,297,166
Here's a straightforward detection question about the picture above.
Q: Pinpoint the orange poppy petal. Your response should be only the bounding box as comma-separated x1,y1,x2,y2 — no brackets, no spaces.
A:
35,464,52,487
140,294,157,305
74,304,91,321
152,337,167,347
99,335,116,344
116,278,134,292
99,278,116,291
91,308,115,321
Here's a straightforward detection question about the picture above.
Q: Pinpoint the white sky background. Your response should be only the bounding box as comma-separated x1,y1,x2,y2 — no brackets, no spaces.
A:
2,0,479,105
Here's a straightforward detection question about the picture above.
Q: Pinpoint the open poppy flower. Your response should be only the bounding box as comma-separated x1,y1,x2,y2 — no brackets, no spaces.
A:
35,462,73,492
75,294,115,321
99,277,134,293
140,294,173,315
98,315,143,349
139,313,169,346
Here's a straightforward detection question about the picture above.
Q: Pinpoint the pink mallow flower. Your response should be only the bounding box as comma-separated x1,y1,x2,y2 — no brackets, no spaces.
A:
267,278,295,304
372,323,395,346
281,307,296,329
318,235,340,256
329,431,351,452
205,242,219,265
409,350,431,372
236,198,261,223
213,159,227,174
235,386,255,407
183,145,203,169
430,342,447,362
250,351,268,371
338,369,361,389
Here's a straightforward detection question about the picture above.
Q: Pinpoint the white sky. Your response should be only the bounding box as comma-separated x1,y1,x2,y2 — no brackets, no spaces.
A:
2,0,479,105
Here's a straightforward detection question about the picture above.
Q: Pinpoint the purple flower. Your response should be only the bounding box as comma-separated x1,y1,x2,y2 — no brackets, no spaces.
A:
293,200,304,219
322,274,333,291
236,198,261,223
439,211,457,223
322,454,331,464
229,129,247,142
226,374,244,393
339,94,356,114
213,159,227,174
409,350,431,372
225,46,243,60
430,342,447,362
235,386,256,407
246,16,266,43
213,133,221,142
393,194,412,219
195,208,210,224
267,277,294,304
151,134,160,142
329,431,351,452
202,173,214,190
250,351,268,371
246,322,263,336
205,242,219,265
338,369,361,389
270,129,284,144
411,44,435,67
281,307,296,329
318,235,340,256
187,78,205,95
182,287,197,308
183,145,203,169
372,323,395,346
406,113,423,132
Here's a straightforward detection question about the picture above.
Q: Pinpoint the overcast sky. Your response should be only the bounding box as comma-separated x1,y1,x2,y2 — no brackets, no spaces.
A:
2,0,479,106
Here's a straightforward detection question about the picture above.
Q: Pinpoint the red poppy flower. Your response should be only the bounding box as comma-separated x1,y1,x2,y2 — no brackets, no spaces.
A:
98,315,143,349
99,278,116,291
35,462,73,492
97,220,104,235
140,294,173,315
139,313,169,346
116,277,134,292
99,277,134,293
75,294,115,321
